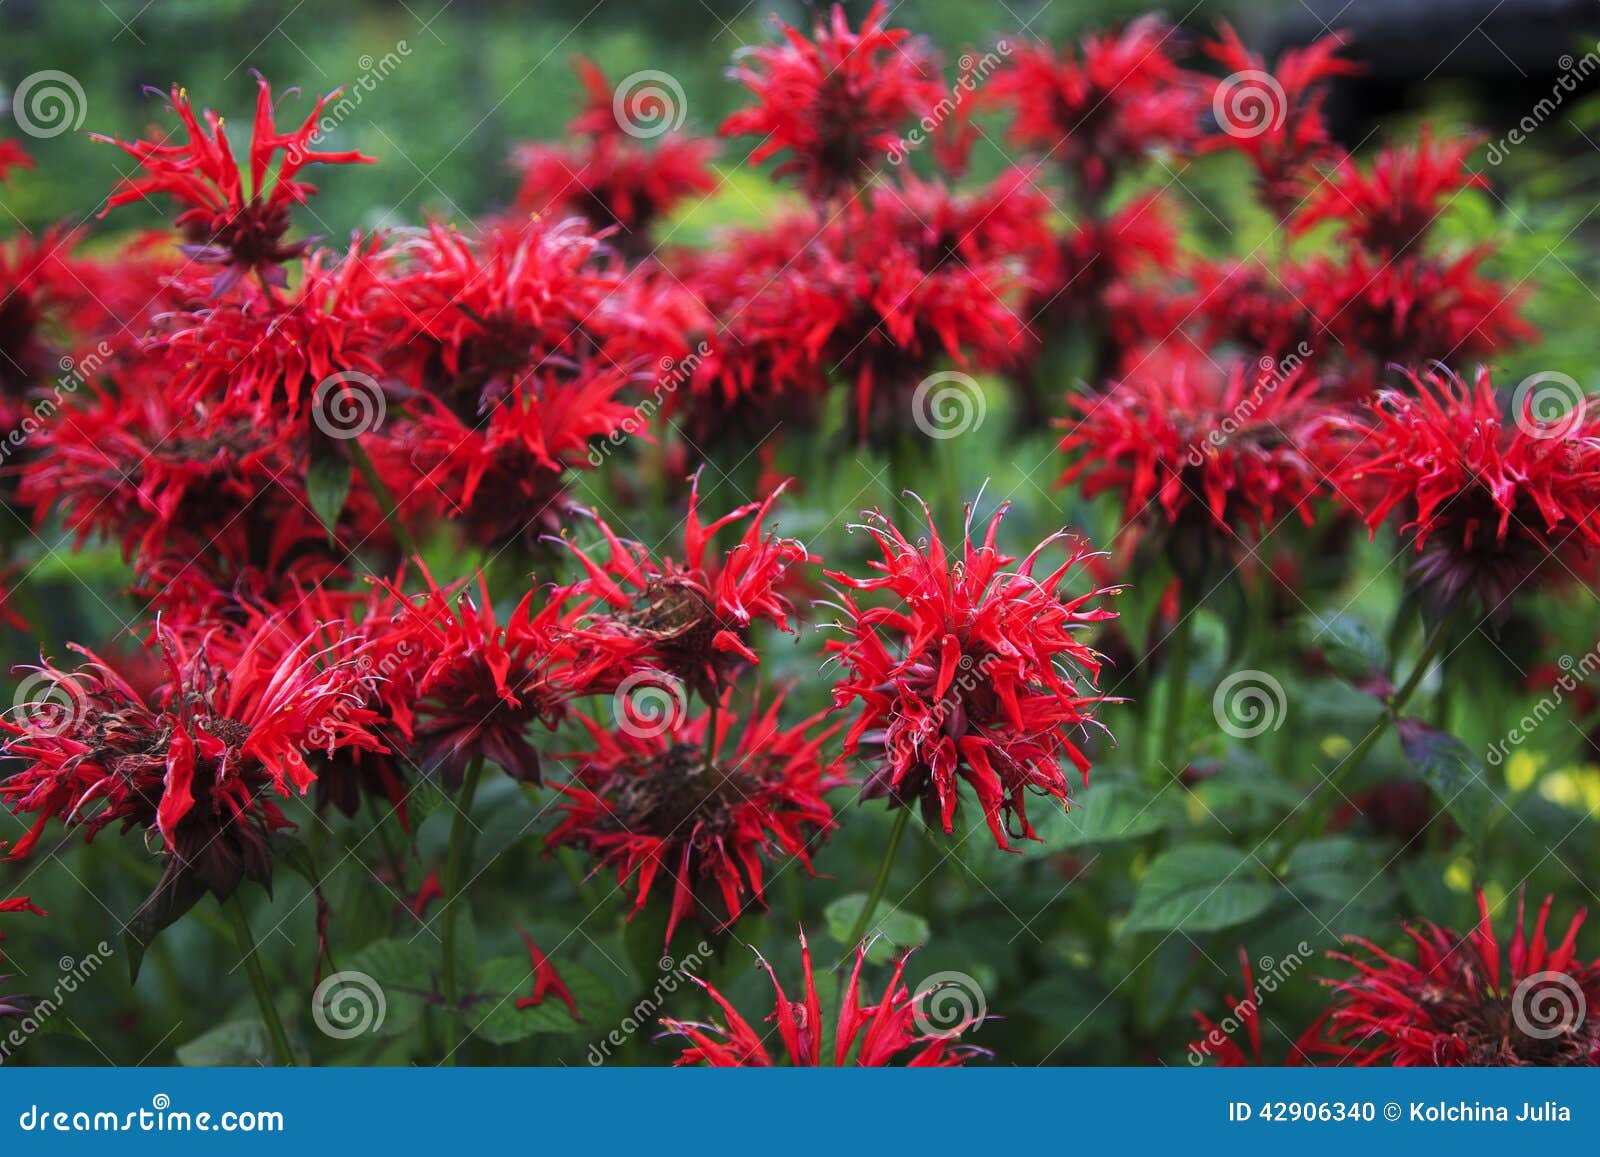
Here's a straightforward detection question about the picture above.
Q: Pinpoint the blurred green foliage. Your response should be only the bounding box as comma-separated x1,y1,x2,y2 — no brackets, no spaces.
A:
4,0,1600,1070
0,0,1248,232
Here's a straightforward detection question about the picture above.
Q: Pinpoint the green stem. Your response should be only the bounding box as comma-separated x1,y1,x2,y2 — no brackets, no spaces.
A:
845,807,913,949
222,894,294,1067
1392,616,1453,707
556,846,597,909
440,756,485,1066
1159,604,1195,777
1290,612,1458,847
364,794,408,891
349,437,420,558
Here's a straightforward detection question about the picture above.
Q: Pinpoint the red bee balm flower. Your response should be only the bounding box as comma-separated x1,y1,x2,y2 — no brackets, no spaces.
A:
720,1,943,201
660,930,985,1066
1324,367,1600,619
0,140,32,183
825,499,1119,849
1295,129,1484,259
548,693,839,948
561,475,812,699
1,624,384,896
94,76,374,294
1058,353,1329,584
1314,889,1600,1065
381,568,598,788
510,58,716,253
1203,25,1357,218
990,17,1201,202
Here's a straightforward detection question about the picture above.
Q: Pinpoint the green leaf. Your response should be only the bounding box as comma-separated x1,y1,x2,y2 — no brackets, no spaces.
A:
622,903,672,987
1122,844,1276,934
1301,612,1388,690
1056,776,1183,846
472,779,542,864
176,1019,273,1066
825,894,929,962
270,833,320,890
340,937,435,1037
306,431,352,541
470,956,603,1044
1285,836,1395,907
1397,717,1495,846
124,868,208,984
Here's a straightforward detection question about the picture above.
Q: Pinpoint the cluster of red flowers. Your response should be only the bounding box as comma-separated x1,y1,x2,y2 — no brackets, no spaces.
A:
0,2,1590,1069
660,929,986,1066
1194,890,1600,1066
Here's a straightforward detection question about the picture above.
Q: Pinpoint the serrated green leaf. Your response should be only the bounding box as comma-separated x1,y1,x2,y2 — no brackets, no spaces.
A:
1057,776,1183,846
306,433,352,541
471,956,602,1044
176,1019,272,1066
340,937,435,1037
1123,844,1275,934
1302,612,1388,690
1285,836,1395,907
1397,717,1495,846
825,893,928,962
